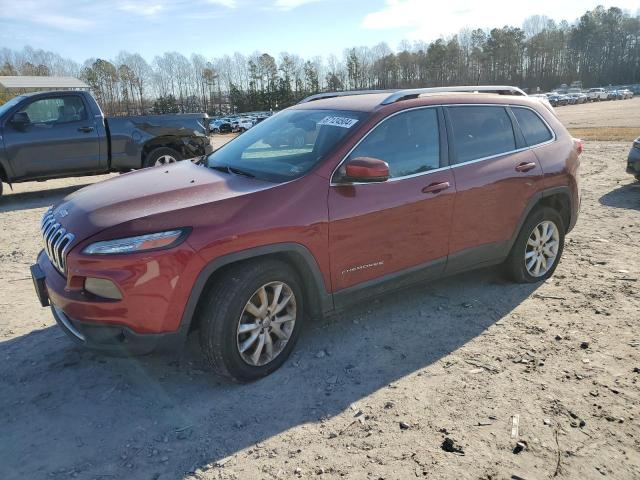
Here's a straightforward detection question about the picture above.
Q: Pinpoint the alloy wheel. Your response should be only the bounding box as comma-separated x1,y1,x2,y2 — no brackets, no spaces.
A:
154,155,177,166
236,281,297,366
524,220,560,277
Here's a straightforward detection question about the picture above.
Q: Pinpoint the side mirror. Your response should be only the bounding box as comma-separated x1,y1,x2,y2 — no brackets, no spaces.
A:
10,112,30,129
343,156,390,183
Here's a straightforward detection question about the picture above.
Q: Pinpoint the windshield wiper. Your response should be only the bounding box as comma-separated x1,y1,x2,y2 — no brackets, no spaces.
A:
210,165,255,178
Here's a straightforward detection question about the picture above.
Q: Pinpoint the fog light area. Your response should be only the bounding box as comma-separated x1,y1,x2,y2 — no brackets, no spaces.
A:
84,277,123,300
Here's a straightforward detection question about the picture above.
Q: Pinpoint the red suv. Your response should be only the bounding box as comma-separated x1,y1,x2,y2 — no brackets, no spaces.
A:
31,86,581,382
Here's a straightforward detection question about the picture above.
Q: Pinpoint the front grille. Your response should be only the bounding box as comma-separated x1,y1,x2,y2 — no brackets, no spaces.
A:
41,209,75,274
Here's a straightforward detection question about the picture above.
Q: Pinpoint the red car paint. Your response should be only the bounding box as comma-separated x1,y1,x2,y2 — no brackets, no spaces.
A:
34,92,581,348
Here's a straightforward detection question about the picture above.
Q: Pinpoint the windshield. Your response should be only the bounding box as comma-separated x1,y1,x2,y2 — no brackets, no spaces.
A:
206,109,366,182
0,95,25,117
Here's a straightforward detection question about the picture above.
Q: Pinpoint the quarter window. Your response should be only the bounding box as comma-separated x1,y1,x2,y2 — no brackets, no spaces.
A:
345,108,440,178
512,107,553,146
448,106,516,164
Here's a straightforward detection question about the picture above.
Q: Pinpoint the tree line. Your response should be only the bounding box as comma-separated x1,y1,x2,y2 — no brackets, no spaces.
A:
1,5,638,115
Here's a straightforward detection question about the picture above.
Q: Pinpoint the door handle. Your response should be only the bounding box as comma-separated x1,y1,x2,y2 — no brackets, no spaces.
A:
515,162,536,172
422,181,450,194
77,126,94,133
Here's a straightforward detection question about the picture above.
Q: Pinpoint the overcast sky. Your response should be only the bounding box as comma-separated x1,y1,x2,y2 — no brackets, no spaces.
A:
1,0,638,62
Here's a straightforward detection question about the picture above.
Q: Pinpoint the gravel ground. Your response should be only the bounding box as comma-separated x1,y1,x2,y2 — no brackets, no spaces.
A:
0,107,639,480
555,96,640,129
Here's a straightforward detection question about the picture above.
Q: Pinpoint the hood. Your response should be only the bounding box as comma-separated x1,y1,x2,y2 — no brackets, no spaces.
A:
51,161,274,241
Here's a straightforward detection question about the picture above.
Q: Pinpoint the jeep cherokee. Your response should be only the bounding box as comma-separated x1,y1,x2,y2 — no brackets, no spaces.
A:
31,86,581,382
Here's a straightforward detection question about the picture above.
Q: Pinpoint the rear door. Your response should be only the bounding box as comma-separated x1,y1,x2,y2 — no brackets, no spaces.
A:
328,107,455,296
3,94,100,179
444,104,546,273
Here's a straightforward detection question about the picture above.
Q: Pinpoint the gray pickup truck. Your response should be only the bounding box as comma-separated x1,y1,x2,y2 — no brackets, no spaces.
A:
0,90,212,197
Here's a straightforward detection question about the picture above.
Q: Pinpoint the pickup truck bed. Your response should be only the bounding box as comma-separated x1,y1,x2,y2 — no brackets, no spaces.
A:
0,90,212,195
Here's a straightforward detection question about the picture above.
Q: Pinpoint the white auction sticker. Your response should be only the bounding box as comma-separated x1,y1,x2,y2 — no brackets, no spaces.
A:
318,116,359,128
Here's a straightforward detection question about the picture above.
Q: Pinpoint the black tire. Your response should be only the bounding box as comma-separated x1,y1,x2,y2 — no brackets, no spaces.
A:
197,259,305,382
504,206,565,283
635,174,640,183
143,147,183,168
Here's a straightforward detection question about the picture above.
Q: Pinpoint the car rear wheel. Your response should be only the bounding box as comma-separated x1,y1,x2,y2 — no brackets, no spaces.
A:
144,147,183,168
197,260,304,382
505,207,565,283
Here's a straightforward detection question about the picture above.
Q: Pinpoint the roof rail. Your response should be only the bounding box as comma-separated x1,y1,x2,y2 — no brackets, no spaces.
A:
380,85,527,105
297,89,396,104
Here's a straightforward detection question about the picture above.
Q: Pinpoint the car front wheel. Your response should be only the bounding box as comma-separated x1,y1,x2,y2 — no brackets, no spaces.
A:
505,207,565,283
144,147,183,168
197,260,304,382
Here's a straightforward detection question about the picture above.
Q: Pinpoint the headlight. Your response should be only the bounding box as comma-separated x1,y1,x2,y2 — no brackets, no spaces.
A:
83,229,188,255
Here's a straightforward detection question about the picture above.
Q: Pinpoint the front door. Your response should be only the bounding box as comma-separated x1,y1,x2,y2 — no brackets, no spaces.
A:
328,107,455,295
4,94,100,180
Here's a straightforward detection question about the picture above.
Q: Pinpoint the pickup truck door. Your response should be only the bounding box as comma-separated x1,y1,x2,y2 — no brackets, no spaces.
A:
3,94,101,180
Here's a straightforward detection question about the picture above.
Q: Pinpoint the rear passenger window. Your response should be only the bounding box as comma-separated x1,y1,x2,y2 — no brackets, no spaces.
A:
346,108,440,178
447,106,515,164
512,107,553,146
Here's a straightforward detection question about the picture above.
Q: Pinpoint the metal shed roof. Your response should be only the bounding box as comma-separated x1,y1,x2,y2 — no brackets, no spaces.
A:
0,76,89,89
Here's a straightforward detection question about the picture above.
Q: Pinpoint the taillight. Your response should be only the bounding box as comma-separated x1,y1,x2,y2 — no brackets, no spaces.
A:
573,138,583,155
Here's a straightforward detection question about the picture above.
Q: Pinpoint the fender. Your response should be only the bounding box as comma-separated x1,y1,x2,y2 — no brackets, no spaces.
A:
0,128,16,183
177,242,333,339
508,186,575,251
0,157,13,184
506,185,574,252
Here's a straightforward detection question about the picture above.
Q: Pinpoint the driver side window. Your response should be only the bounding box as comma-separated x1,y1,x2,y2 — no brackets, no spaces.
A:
346,108,440,178
19,96,87,125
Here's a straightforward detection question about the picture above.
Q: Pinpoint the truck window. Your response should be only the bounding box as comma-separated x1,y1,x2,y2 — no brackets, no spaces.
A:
19,96,87,125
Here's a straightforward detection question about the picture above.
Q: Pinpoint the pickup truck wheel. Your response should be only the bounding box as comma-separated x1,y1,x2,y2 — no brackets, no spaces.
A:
144,147,183,168
505,207,565,283
197,260,304,382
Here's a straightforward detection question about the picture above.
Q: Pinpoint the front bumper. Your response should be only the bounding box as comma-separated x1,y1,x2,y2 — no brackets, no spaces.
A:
32,244,202,354
50,303,184,355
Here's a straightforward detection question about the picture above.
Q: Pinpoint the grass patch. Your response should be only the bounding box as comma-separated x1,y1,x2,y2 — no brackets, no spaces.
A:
568,127,638,142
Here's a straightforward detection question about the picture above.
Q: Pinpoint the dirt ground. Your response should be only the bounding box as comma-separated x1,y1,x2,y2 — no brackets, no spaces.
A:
556,97,640,141
1,101,639,480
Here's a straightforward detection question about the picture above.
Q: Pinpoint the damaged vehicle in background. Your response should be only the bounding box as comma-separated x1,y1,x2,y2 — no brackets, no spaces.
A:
627,137,640,182
0,90,212,197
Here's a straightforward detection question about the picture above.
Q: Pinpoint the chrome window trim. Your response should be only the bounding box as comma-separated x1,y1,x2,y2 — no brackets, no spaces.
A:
329,103,557,186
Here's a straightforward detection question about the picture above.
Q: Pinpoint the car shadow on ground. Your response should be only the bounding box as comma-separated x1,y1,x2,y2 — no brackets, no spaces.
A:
0,184,91,213
0,268,540,480
598,182,640,211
